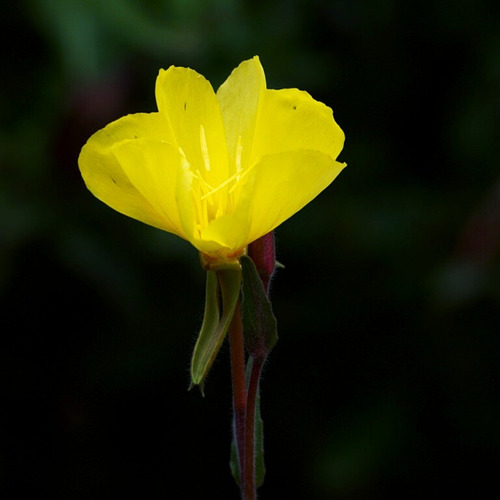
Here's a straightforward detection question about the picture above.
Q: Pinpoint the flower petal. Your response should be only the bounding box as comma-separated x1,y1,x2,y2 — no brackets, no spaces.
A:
252,88,345,160
111,138,190,239
155,66,228,187
216,56,266,173
191,151,346,253
241,150,346,243
78,113,177,232
198,209,250,257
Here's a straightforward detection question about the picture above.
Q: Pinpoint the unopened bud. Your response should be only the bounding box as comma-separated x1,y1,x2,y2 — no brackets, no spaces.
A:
248,232,275,294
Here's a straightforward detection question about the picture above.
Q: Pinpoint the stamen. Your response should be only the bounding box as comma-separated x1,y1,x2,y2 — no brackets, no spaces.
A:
200,124,211,172
194,171,215,201
235,135,243,175
200,172,237,201
228,165,252,194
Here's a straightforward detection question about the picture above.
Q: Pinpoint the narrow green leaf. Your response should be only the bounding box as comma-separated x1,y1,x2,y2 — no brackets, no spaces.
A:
190,268,241,388
229,358,266,487
229,432,241,486
241,255,278,360
245,357,266,488
254,382,266,487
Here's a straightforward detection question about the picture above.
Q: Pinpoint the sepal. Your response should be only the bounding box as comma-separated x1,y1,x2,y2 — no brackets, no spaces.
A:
190,268,242,390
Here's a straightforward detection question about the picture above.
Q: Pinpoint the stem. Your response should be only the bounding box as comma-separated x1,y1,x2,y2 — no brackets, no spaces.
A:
229,301,247,496
244,357,263,500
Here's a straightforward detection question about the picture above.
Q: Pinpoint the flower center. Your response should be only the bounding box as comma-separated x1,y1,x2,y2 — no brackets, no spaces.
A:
185,128,252,238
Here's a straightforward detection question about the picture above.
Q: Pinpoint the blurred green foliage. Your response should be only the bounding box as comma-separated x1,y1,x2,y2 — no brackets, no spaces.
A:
1,0,499,498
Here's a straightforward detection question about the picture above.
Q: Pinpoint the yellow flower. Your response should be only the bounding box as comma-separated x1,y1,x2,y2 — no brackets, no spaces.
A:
79,56,346,266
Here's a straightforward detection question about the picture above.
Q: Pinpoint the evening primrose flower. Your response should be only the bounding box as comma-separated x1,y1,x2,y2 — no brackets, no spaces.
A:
78,56,345,266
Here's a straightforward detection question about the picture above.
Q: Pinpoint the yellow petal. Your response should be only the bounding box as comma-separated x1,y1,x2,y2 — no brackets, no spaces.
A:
111,138,190,239
252,88,345,160
198,209,250,257
78,113,177,232
216,56,266,173
241,150,346,243
189,151,346,254
155,66,228,187
79,59,347,264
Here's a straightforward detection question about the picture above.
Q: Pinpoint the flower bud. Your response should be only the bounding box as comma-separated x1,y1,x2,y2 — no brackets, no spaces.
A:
248,232,275,294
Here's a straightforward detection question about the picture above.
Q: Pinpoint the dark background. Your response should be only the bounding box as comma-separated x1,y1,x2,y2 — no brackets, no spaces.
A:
1,1,499,498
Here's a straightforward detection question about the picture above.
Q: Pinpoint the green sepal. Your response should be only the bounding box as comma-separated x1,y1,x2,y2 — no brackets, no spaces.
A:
241,255,278,360
189,271,219,394
190,268,242,390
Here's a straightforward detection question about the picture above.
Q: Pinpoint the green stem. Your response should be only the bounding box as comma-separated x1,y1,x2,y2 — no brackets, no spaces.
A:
229,301,248,496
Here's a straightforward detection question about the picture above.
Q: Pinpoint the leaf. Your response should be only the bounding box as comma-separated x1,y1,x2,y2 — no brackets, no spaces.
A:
254,378,266,487
240,255,278,360
229,432,241,486
229,358,266,487
190,268,242,389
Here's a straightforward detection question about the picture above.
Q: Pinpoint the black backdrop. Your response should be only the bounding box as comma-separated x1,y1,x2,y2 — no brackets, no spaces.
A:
2,1,499,498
